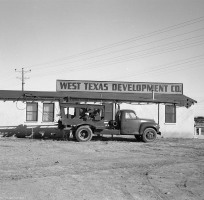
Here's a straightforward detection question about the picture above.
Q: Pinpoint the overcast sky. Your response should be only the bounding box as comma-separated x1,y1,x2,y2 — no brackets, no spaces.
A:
0,0,204,116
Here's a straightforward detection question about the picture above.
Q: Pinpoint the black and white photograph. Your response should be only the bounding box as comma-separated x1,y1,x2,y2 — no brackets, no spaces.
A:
0,0,204,199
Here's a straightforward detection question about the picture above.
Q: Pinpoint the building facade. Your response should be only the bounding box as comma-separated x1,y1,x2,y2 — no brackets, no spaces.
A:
0,80,197,138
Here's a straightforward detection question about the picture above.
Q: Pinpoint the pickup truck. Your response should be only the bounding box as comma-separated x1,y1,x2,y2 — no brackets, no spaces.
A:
59,103,161,142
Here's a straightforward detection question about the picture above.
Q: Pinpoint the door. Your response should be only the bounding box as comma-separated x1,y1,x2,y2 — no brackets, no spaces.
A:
120,110,140,135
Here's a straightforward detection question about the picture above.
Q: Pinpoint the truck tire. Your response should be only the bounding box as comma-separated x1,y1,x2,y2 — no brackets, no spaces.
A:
142,128,157,142
75,126,93,142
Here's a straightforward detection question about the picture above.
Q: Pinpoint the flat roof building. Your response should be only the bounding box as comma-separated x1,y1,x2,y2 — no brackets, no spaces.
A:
0,80,197,138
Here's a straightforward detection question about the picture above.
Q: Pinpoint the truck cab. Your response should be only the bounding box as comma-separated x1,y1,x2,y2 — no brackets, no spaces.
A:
115,109,160,142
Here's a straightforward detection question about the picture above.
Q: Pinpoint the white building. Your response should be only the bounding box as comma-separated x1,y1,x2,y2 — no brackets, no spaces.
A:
0,80,197,138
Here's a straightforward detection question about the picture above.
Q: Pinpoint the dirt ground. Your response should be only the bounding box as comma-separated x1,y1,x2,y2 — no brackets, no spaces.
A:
0,136,204,200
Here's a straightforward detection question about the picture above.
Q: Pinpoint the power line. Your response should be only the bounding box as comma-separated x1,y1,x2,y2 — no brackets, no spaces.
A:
25,17,204,79
34,38,204,77
32,51,204,81
29,32,204,78
111,55,204,80
50,54,204,80
31,27,204,72
15,68,31,91
30,16,204,69
57,28,204,65
19,16,204,80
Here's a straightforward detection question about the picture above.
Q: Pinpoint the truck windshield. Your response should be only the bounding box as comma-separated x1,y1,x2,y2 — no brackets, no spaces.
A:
125,112,136,119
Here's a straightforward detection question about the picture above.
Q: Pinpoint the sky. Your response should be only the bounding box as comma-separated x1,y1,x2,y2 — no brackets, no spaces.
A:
0,0,204,116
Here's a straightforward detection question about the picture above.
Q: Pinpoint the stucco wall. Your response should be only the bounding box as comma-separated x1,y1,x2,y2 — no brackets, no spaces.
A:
120,103,195,138
0,101,25,126
0,101,60,127
159,106,194,138
0,101,195,138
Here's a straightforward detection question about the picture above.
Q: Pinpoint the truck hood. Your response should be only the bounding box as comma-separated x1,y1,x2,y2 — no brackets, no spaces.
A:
139,118,155,123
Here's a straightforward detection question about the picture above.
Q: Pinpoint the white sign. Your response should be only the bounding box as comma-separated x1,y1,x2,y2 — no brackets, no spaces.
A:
56,80,183,94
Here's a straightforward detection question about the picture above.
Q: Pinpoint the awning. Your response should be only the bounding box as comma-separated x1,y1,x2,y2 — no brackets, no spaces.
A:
0,90,197,108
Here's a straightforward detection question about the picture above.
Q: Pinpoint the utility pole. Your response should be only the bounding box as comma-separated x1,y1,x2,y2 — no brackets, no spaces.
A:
15,68,31,91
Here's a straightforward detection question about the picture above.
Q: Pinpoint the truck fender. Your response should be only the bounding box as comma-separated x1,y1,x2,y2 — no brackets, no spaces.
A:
139,123,157,135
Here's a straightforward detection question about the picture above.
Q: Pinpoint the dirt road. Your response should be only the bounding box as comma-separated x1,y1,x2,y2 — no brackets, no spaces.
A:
0,136,204,200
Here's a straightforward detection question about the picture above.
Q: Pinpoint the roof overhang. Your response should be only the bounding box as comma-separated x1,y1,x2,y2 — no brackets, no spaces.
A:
0,90,197,108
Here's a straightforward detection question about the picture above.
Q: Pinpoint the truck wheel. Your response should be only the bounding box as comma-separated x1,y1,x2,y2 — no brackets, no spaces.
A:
142,128,157,142
75,126,93,142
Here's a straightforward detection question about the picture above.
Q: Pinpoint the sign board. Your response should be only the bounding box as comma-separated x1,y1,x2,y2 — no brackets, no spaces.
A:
56,80,183,94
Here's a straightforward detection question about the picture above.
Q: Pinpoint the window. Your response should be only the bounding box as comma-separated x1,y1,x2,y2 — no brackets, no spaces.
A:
26,103,38,121
43,103,54,122
165,105,176,123
125,111,136,119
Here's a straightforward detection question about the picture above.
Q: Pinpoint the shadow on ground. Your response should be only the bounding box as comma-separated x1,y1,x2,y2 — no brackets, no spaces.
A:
0,125,141,142
0,124,63,140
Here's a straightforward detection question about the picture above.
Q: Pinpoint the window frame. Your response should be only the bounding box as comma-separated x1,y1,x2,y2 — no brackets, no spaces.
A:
125,111,137,120
26,102,38,122
165,104,176,124
42,103,55,122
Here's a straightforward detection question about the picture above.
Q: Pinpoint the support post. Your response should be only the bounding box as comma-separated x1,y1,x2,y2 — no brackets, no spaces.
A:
152,90,155,100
